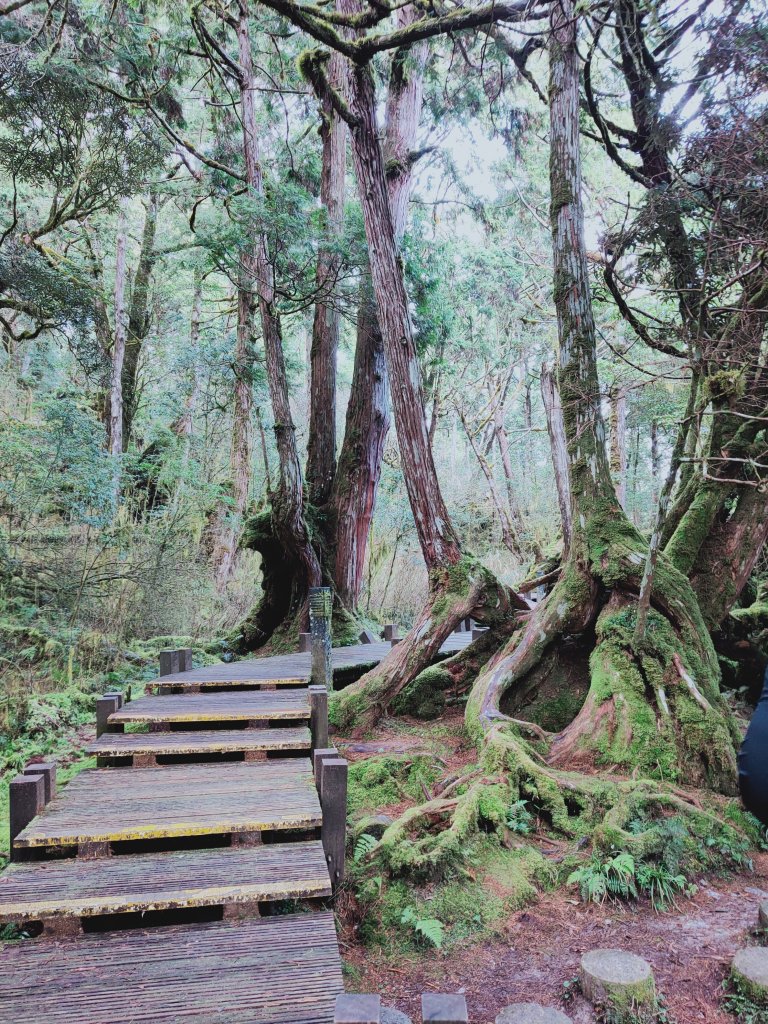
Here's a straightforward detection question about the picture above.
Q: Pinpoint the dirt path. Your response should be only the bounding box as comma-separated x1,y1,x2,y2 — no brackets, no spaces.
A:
343,853,768,1023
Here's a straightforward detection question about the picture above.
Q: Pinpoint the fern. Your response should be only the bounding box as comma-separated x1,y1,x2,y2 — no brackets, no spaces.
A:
353,833,379,863
400,906,445,949
506,799,533,835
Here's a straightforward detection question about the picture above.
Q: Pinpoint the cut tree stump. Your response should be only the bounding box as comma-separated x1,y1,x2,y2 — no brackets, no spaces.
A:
580,949,656,1023
496,1005,572,1024
732,947,768,1005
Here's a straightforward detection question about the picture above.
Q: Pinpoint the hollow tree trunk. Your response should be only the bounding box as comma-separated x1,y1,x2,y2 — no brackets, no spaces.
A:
540,362,572,556
234,2,321,643
466,0,738,797
122,191,158,447
306,47,346,507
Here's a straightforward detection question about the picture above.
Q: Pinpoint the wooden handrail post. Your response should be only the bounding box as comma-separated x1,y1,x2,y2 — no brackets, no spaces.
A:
298,632,312,653
178,647,193,672
22,761,56,803
422,994,469,1023
309,586,333,691
96,694,123,738
9,773,45,862
309,685,329,751
159,649,180,676
313,747,338,796
335,994,381,1022
383,623,398,641
320,756,347,890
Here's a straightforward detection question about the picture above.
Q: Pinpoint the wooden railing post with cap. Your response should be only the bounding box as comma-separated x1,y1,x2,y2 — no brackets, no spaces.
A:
9,772,45,862
309,586,333,691
96,693,124,738
309,684,329,751
318,755,347,891
159,649,180,676
22,762,56,803
178,647,193,672
335,994,381,1023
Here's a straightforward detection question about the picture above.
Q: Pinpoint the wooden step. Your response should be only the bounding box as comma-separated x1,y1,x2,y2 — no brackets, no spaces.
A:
0,840,330,926
0,911,343,1023
87,726,311,764
13,760,321,853
109,689,310,727
154,676,308,693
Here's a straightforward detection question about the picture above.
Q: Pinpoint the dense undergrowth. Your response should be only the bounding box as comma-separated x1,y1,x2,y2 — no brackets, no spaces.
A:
0,595,225,860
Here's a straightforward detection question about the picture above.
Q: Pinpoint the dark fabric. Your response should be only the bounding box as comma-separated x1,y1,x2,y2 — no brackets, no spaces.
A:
739,666,768,826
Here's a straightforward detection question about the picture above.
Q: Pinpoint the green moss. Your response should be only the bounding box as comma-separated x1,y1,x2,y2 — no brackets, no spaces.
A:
347,755,440,817
392,664,452,719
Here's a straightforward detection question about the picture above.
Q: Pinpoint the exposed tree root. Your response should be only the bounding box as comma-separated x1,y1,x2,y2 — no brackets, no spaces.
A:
330,555,527,733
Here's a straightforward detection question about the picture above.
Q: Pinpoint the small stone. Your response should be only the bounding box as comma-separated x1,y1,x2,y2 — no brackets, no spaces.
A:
580,949,656,1023
382,1008,412,1024
733,947,768,1005
496,1003,572,1024
759,900,768,929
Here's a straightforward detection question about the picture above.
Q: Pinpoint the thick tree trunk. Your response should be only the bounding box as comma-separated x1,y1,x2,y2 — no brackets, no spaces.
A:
306,47,346,507
332,278,389,609
540,362,572,556
172,269,203,450
122,192,158,446
465,0,738,798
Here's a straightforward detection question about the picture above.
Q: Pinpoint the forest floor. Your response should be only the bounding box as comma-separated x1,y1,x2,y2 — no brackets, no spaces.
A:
335,707,765,1024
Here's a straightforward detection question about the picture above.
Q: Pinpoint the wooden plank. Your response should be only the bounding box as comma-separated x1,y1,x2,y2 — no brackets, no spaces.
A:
0,912,343,1023
14,760,321,849
109,690,311,725
154,676,308,693
0,841,330,922
86,727,311,758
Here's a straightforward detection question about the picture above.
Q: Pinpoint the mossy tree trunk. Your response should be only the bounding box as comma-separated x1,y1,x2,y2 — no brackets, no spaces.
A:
464,0,739,797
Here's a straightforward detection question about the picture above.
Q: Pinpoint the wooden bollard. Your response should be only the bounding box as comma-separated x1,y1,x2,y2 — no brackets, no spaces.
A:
390,637,401,648
309,684,329,751
358,629,375,644
159,648,180,676
383,623,398,641
471,627,487,642
298,632,312,653
335,994,381,1023
422,994,469,1023
96,694,123,738
9,773,45,862
178,647,193,672
22,761,56,803
321,757,348,889
313,747,338,796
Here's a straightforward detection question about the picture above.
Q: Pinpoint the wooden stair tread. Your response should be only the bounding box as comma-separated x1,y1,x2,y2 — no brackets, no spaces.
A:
0,912,343,1023
0,841,330,920
155,676,308,692
87,726,311,756
110,690,310,725
14,760,321,848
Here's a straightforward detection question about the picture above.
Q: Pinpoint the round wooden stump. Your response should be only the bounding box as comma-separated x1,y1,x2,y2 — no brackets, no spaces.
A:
580,949,656,1023
758,901,768,930
496,1003,572,1023
732,947,768,1005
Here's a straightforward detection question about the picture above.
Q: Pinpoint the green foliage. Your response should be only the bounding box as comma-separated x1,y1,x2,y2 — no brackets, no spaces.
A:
353,833,379,863
347,755,440,816
399,906,444,949
568,851,639,904
724,981,768,1023
506,798,534,835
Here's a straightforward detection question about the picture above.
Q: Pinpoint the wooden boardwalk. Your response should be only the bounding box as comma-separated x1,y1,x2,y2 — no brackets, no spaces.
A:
1,629,474,1022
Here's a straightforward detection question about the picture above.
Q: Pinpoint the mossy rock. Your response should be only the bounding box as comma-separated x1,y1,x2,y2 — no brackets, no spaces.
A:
392,663,452,719
496,1003,572,1023
759,900,768,930
352,814,394,839
732,947,768,1005
382,1009,412,1024
580,949,657,1023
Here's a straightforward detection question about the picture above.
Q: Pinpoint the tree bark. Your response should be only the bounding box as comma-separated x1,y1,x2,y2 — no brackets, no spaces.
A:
306,46,346,507
108,199,129,462
235,1,321,632
122,191,158,446
172,269,203,450
609,385,627,507
540,362,572,556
